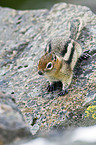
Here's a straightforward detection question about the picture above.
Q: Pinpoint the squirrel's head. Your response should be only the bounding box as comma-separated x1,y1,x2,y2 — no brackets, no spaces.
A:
38,52,61,76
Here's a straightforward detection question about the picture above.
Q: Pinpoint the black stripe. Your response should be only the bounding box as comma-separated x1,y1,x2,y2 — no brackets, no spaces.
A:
48,42,52,53
45,41,52,53
61,40,71,57
45,45,47,52
66,42,75,64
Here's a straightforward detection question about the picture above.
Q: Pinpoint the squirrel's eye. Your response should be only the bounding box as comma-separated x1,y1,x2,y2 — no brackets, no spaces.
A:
46,62,53,69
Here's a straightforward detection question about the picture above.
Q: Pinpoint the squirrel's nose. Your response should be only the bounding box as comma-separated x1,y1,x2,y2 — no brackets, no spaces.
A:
38,71,43,75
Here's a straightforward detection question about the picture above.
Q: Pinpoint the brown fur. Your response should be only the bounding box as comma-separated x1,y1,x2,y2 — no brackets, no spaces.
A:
38,53,53,71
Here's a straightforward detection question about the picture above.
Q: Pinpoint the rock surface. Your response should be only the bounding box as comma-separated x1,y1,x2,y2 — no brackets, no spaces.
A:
0,93,32,145
12,125,96,145
0,2,96,142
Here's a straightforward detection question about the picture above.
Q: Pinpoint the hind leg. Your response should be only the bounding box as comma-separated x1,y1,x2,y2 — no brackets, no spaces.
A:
79,52,91,61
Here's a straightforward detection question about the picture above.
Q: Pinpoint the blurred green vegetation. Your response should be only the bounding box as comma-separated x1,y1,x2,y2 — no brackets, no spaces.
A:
0,0,96,13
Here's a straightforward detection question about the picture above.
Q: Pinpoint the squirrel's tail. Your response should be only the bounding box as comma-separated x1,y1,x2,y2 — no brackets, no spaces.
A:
69,19,83,40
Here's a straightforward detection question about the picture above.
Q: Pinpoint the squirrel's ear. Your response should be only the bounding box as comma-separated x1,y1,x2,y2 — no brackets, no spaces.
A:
54,55,57,61
51,55,57,61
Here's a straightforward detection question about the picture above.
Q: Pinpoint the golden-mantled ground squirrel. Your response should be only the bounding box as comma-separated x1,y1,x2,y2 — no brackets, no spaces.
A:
38,19,86,96
38,37,82,96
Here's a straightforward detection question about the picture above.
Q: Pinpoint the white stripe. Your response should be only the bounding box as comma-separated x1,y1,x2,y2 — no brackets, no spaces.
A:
64,40,74,61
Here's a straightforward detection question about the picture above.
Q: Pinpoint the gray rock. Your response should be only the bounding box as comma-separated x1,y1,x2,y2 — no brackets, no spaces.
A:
0,2,96,138
0,93,32,144
11,125,96,145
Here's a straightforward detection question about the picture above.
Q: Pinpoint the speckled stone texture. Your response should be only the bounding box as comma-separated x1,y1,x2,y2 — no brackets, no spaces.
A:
0,3,96,137
0,93,32,145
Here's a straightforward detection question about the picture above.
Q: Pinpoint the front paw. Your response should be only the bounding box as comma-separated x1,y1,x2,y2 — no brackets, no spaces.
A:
58,89,68,96
47,84,54,92
47,81,62,92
